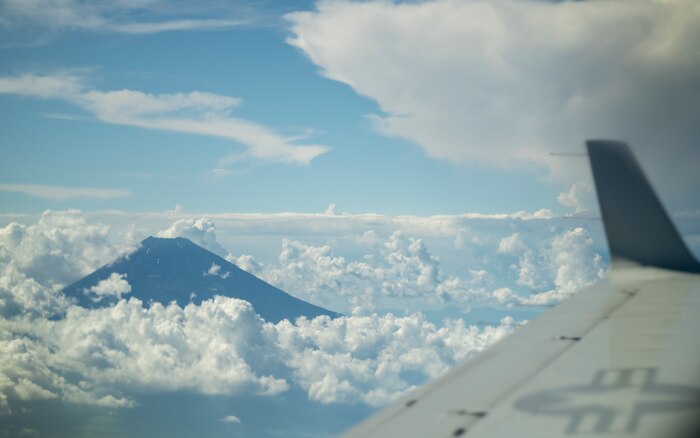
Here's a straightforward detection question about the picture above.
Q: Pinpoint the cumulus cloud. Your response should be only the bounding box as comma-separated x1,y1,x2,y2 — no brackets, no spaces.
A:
0,210,614,417
0,297,288,413
0,210,126,285
0,333,136,412
558,181,597,214
520,227,606,305
0,295,517,413
86,273,131,302
228,253,264,277
198,212,609,312
220,415,241,424
0,209,611,318
274,313,515,406
357,230,380,247
0,73,328,166
287,0,700,195
204,263,230,279
241,231,522,313
497,232,524,255
324,204,339,216
497,232,545,290
0,210,135,317
261,238,350,307
550,227,606,293
157,217,229,257
454,227,486,249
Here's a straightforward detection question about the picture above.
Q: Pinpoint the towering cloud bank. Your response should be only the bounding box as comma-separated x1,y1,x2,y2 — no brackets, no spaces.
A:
287,0,700,193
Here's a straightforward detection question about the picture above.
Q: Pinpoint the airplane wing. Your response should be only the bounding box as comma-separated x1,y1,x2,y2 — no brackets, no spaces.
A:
340,140,700,438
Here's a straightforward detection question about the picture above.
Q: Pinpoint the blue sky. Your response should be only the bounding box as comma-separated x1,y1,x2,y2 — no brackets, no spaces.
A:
0,0,637,217
1,1,700,437
2,1,699,217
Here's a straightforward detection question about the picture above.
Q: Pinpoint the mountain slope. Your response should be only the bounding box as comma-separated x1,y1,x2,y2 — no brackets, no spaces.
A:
62,236,341,323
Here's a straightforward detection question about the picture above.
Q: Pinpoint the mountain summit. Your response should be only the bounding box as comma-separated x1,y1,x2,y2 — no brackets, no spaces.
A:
62,236,341,322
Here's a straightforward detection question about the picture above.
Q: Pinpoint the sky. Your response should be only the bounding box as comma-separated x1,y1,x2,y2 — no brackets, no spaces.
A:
1,0,700,437
1,0,698,217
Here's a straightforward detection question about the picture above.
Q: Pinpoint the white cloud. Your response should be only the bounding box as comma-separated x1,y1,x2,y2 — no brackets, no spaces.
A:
107,18,247,35
86,273,131,302
0,73,329,166
0,333,136,412
152,209,554,242
204,263,230,279
324,203,339,215
127,209,610,313
0,73,84,98
0,296,289,413
558,181,596,214
382,232,440,296
0,0,250,45
454,227,486,249
157,217,229,257
0,295,517,412
81,89,242,119
275,312,515,406
243,231,518,313
0,183,129,201
0,210,135,317
287,0,700,192
0,210,617,415
228,254,264,277
0,209,614,316
520,227,606,305
220,415,241,424
497,232,524,254
492,287,518,306
263,238,349,307
357,230,380,247
550,227,606,294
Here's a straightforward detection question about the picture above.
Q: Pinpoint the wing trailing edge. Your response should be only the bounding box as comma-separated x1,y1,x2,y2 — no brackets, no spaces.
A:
586,140,700,273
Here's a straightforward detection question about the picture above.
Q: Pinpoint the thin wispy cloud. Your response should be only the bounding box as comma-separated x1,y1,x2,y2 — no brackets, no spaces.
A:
0,74,329,166
0,184,130,200
0,0,253,45
106,18,249,35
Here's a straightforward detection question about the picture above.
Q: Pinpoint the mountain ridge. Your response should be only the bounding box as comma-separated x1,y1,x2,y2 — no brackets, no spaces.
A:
62,236,341,323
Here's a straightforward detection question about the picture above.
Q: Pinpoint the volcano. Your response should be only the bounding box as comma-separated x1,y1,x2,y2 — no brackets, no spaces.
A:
62,236,341,323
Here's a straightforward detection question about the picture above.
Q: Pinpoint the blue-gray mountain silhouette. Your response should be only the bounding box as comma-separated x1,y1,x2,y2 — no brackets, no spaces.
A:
62,236,341,323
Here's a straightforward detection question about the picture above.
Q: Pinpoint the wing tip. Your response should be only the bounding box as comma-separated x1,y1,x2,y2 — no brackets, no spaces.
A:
586,139,700,273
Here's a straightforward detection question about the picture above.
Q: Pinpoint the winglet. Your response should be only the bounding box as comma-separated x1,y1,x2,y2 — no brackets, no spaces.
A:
587,140,700,273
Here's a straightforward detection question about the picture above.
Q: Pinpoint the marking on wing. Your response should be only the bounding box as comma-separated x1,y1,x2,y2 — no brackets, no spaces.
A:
513,367,700,434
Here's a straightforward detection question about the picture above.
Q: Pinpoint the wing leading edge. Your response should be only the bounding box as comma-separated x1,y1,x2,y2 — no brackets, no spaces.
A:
340,141,700,437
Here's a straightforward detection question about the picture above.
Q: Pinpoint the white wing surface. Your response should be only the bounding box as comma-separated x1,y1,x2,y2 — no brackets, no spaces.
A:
340,141,700,438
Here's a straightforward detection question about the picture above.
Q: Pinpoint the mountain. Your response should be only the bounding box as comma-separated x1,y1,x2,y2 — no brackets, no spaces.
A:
62,236,341,323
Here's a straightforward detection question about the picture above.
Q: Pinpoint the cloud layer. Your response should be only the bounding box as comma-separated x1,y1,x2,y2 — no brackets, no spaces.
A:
1,294,515,412
0,209,611,417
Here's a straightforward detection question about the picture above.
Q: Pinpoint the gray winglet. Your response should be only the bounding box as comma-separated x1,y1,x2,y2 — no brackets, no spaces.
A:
587,140,700,273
